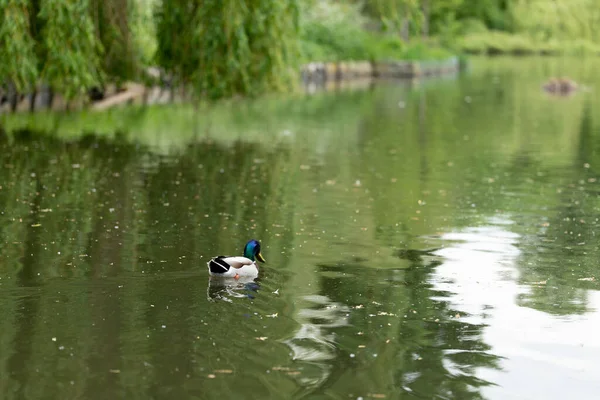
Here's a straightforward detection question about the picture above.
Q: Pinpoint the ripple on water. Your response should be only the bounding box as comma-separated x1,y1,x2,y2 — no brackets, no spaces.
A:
282,294,350,389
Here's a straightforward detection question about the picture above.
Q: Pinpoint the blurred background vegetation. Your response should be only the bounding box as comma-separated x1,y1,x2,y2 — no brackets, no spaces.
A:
1,0,600,102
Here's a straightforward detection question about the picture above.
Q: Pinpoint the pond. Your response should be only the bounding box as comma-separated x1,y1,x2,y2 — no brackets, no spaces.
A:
1,57,600,400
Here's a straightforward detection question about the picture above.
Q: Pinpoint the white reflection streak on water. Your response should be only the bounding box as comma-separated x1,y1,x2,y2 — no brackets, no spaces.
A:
432,218,600,400
282,294,350,388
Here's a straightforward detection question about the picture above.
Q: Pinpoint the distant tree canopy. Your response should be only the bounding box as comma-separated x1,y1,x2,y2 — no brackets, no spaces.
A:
349,0,511,35
0,0,599,101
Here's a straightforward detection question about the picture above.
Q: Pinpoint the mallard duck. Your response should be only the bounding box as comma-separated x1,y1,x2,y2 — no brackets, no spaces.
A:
207,239,266,280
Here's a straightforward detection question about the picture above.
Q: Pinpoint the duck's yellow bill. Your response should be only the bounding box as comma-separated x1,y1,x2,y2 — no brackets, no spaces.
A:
256,252,266,263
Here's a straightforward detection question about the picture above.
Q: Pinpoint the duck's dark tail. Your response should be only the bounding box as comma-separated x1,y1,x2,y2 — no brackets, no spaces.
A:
208,256,230,274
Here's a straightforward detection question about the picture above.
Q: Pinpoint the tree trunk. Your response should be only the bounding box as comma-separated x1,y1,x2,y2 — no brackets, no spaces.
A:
48,87,54,110
8,81,18,113
29,90,37,112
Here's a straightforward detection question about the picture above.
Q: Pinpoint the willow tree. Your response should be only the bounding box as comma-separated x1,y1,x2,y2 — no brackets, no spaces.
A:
0,0,38,92
154,0,197,87
512,0,600,42
90,0,140,84
155,0,300,100
456,0,513,31
39,0,102,100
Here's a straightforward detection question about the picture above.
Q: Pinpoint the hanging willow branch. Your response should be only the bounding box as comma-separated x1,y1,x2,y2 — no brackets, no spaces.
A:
90,0,137,83
155,0,300,100
0,0,38,91
39,0,103,100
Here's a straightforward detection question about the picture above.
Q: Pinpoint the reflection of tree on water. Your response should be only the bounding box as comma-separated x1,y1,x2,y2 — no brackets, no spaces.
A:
6,174,44,399
0,131,298,398
0,131,143,399
139,139,293,272
515,104,600,316
396,249,500,399
282,252,500,399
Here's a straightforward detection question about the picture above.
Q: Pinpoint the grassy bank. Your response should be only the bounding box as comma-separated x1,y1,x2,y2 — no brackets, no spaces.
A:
300,26,454,63
456,32,600,56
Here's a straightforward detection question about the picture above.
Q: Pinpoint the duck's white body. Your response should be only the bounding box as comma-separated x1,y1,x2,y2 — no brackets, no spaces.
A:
208,256,259,278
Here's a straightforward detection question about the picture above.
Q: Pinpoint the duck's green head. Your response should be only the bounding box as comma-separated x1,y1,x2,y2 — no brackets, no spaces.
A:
244,239,266,263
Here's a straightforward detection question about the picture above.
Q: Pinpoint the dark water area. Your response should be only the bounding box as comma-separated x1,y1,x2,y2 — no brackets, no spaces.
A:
1,57,600,399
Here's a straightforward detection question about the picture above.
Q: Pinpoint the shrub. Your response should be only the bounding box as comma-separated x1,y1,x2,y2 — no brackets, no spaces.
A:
457,31,600,56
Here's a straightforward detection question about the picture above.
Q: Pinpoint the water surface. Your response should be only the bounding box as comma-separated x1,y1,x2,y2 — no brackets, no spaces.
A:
1,57,600,399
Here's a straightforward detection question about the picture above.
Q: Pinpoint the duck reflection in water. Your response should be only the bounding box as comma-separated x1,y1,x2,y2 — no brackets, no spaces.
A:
207,275,261,302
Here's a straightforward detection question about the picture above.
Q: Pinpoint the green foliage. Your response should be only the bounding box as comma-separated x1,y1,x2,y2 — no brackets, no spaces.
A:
39,0,102,99
400,41,453,60
457,31,600,55
130,0,157,65
155,0,300,100
373,35,406,59
299,0,372,61
457,31,536,54
300,21,378,61
0,0,39,91
298,0,450,62
358,0,424,34
512,0,600,42
7,0,600,103
299,22,455,63
458,19,489,35
454,0,513,32
153,0,193,81
90,0,138,82
428,0,464,33
0,0,138,98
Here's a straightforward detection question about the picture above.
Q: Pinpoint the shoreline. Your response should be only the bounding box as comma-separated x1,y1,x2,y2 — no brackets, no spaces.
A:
0,57,464,114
